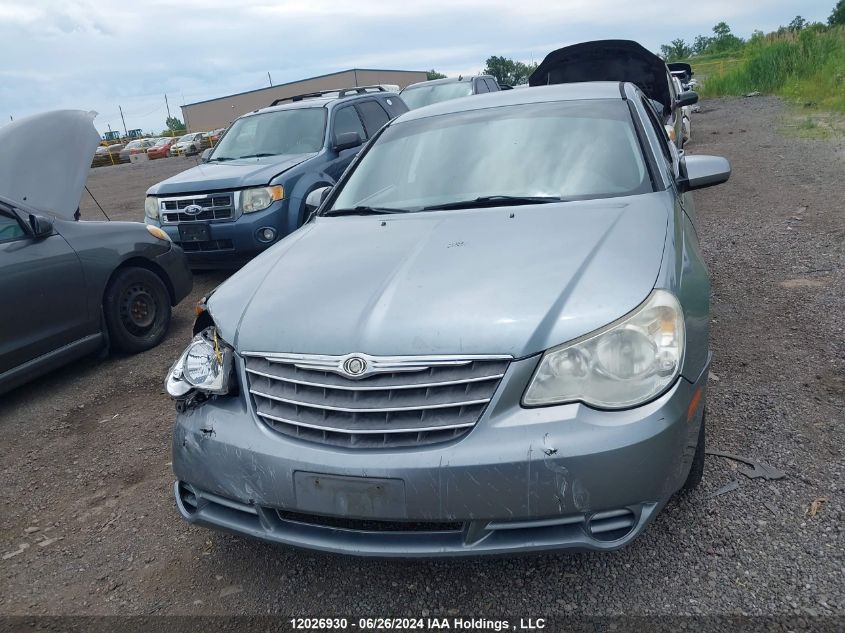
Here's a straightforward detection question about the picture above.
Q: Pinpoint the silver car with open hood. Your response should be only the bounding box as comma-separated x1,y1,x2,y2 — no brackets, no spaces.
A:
166,82,730,556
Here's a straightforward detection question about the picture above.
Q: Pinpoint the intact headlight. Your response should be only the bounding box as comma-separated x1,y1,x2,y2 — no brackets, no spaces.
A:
523,290,685,409
240,186,284,214
166,327,234,399
144,196,160,220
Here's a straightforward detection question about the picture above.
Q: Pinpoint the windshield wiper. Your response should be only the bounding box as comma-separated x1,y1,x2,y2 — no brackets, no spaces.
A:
323,205,410,217
237,152,280,159
206,156,234,162
421,195,564,211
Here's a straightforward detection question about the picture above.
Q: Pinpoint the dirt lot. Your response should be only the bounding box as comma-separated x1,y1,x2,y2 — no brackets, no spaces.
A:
1,98,843,618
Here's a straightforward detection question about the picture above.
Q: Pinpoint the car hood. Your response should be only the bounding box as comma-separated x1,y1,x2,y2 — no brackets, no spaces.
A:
208,194,670,358
147,153,316,195
0,110,100,219
529,40,671,113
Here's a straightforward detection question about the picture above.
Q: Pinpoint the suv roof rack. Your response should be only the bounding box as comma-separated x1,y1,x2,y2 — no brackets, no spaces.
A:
270,85,387,107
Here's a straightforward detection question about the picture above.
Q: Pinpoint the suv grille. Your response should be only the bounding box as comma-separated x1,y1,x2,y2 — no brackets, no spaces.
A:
242,353,510,448
160,193,234,223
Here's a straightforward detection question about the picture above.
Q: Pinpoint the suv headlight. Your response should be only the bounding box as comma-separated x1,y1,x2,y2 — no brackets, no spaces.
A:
144,196,160,220
166,327,234,399
523,290,685,409
240,186,284,214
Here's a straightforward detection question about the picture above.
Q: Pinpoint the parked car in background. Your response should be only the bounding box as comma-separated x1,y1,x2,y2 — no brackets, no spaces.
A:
0,110,192,395
668,62,694,87
169,132,208,157
92,143,124,167
206,128,227,146
399,75,500,110
119,138,156,163
144,86,408,269
672,76,692,145
165,82,731,556
147,137,178,160
529,40,698,148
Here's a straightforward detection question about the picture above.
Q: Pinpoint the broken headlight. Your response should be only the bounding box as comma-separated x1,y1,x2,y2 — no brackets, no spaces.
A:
166,327,234,399
523,290,685,409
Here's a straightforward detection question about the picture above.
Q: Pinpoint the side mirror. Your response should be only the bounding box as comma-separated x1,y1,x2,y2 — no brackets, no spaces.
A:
200,148,213,162
305,186,332,213
678,155,731,192
675,91,699,109
333,131,363,153
28,213,54,238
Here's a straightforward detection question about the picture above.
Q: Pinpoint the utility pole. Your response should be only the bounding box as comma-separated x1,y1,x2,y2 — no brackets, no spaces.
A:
118,105,128,137
268,72,273,87
165,94,171,119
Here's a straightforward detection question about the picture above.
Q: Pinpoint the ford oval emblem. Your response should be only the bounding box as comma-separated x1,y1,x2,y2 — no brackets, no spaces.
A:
184,204,204,215
342,356,367,377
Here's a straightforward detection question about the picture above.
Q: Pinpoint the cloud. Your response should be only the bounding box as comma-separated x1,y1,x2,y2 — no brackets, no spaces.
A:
0,0,834,134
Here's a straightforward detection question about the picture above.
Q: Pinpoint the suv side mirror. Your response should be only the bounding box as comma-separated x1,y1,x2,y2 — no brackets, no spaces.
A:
305,186,332,213
675,91,699,109
27,213,54,238
333,131,363,153
200,148,213,162
678,155,731,192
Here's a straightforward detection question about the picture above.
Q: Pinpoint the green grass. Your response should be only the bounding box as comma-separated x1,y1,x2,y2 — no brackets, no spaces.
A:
691,26,845,113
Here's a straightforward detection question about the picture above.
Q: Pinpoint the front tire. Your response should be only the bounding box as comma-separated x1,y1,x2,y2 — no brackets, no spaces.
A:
104,267,171,353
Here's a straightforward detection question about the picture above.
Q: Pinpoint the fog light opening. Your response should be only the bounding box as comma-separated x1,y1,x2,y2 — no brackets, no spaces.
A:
586,508,637,542
177,482,199,515
257,227,277,243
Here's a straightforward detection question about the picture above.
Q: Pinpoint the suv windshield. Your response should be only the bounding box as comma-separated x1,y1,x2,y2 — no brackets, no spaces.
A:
400,81,474,110
210,108,326,161
328,100,651,212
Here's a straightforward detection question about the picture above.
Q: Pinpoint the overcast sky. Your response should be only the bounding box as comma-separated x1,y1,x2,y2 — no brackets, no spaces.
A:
1,0,835,135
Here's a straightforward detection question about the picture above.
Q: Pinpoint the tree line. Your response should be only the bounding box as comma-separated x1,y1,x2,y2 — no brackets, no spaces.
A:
660,0,845,61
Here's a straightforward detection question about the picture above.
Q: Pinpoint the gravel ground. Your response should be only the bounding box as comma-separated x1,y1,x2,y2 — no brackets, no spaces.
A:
0,98,843,619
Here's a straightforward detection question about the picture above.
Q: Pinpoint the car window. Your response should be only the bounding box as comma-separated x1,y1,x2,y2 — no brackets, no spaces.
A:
384,97,409,117
330,99,650,212
333,106,366,142
475,79,489,94
485,78,499,92
640,97,672,165
667,73,678,101
210,107,327,160
0,211,26,242
355,100,390,138
399,82,474,109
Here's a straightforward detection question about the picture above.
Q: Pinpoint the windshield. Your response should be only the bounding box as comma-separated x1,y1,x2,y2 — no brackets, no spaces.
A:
400,81,474,110
328,100,651,213
154,138,170,146
209,108,326,161
125,140,142,148
177,134,194,143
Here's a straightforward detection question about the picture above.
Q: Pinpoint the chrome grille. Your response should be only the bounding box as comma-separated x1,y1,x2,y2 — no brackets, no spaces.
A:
159,193,234,223
242,353,510,448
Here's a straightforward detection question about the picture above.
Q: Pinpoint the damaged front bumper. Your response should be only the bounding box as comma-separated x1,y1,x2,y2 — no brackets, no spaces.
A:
171,356,708,557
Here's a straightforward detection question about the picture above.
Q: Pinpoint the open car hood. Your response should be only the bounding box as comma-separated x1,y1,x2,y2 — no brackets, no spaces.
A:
0,110,100,219
668,62,693,83
529,40,671,114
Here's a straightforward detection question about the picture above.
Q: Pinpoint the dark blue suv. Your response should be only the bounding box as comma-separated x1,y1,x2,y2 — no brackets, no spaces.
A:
144,86,408,268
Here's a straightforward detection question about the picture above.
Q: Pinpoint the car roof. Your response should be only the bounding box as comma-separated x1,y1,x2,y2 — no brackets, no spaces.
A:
244,90,399,119
403,75,493,90
396,81,626,123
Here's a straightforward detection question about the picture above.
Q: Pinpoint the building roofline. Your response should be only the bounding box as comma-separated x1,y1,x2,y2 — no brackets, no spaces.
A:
181,68,427,107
